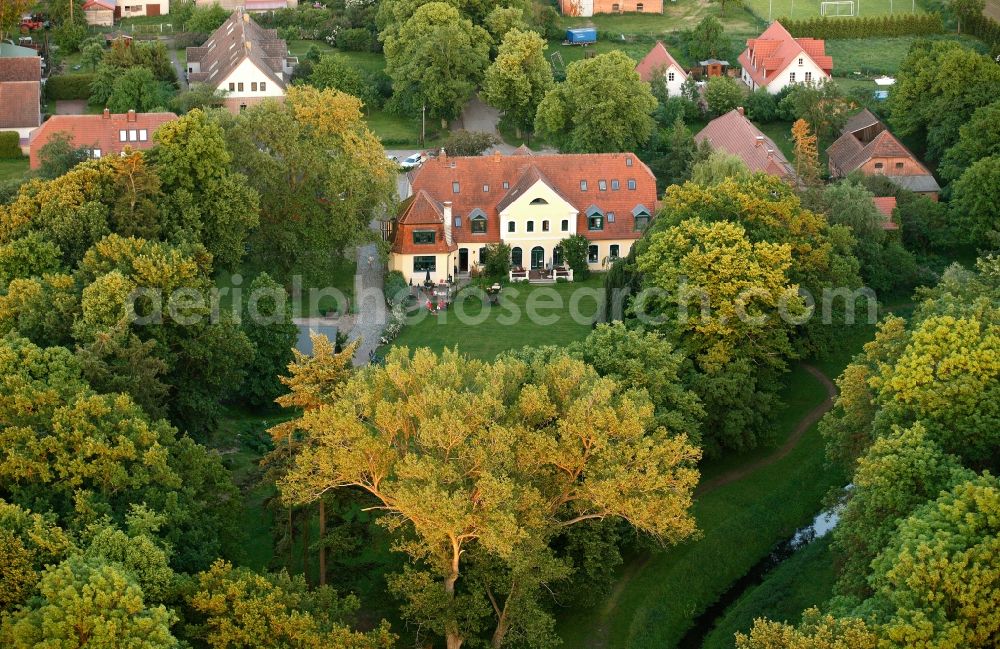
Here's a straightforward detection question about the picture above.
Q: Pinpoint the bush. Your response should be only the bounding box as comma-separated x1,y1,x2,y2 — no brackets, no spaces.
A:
384,270,409,305
0,132,21,159
560,234,591,280
441,130,500,157
339,27,374,51
779,14,944,39
46,74,96,100
704,76,743,117
745,89,778,123
480,243,512,281
173,32,208,49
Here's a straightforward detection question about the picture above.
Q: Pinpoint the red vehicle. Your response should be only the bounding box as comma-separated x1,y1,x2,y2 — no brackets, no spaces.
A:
20,18,44,31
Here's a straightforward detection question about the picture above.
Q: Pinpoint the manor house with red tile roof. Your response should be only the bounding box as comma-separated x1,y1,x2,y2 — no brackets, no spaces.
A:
390,150,657,283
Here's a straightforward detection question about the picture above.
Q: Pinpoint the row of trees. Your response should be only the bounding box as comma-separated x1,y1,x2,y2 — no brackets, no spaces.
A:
739,255,1000,648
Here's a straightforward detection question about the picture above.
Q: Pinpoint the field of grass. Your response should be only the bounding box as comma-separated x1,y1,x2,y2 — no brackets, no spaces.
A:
367,109,447,146
559,3,762,34
754,120,796,161
702,535,838,648
391,275,606,360
826,34,987,76
746,0,924,21
0,158,30,183
555,362,846,648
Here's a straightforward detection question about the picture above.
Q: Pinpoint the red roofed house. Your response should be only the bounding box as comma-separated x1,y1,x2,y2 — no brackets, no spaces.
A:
390,150,657,283
28,109,177,169
872,196,899,231
186,9,296,114
739,21,832,94
559,0,662,17
694,107,797,181
83,0,115,26
0,57,42,153
827,108,941,199
635,41,687,96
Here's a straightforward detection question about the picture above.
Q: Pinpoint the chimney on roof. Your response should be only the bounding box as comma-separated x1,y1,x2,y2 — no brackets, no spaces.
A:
766,148,774,158
245,40,252,52
243,11,249,22
737,106,745,116
493,150,502,162
127,109,136,122
442,201,453,247
102,108,110,119
755,135,764,147
439,147,447,160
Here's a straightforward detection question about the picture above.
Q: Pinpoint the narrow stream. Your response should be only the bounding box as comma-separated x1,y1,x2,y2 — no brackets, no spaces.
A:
675,505,842,649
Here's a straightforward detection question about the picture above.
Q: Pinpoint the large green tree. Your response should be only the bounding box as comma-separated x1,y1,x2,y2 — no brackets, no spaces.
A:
938,100,1000,183
226,86,396,283
279,348,700,649
535,51,657,153
950,155,1000,248
888,40,1000,162
240,272,297,408
382,2,491,127
483,29,553,137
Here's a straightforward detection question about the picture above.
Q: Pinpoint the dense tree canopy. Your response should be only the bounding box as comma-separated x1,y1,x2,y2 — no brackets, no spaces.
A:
483,29,554,136
279,347,700,648
535,51,657,153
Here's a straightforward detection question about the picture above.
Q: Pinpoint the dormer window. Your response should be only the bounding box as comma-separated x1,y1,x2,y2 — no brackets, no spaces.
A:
633,205,651,231
586,206,604,231
413,230,436,244
471,214,487,233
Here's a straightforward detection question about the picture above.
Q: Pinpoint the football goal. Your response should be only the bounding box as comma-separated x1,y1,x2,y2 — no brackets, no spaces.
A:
820,0,856,15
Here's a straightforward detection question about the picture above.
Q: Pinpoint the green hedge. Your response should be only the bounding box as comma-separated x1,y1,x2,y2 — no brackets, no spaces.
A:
0,132,22,159
966,14,1000,49
45,74,95,101
780,14,944,39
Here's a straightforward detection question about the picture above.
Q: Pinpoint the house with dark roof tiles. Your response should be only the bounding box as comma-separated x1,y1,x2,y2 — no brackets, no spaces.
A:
0,56,42,150
389,150,657,283
827,109,940,199
186,8,296,114
28,109,177,169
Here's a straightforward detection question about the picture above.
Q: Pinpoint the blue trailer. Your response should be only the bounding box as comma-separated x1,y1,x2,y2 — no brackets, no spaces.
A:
565,27,597,45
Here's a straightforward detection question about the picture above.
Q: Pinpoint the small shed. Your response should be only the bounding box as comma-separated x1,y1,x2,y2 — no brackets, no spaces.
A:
565,27,597,45
699,59,730,77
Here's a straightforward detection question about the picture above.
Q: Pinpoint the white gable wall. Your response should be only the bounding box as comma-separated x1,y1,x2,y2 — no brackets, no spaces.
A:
764,50,829,94
664,63,687,96
217,57,284,98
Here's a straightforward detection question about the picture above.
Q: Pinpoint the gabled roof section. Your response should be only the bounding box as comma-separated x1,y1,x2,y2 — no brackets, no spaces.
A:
842,108,881,136
0,81,40,129
635,41,687,83
496,164,574,213
397,189,444,225
739,20,833,88
186,9,289,89
694,109,796,180
83,0,115,9
0,57,41,83
826,114,935,185
872,196,899,230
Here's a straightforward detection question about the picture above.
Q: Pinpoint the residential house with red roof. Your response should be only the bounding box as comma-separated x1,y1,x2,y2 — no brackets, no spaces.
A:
83,0,115,26
0,57,42,152
694,108,797,181
390,150,657,283
559,0,661,17
827,109,940,199
739,21,832,94
635,41,687,96
186,8,296,114
28,109,177,169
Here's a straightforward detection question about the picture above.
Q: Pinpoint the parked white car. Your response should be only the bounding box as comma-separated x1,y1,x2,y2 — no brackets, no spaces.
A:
399,152,427,170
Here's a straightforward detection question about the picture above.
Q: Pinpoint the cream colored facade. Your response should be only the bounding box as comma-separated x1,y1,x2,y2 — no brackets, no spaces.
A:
390,251,455,285
742,51,830,94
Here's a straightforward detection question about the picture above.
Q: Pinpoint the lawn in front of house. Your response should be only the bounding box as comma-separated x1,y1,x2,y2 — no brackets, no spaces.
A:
390,275,606,361
0,158,30,183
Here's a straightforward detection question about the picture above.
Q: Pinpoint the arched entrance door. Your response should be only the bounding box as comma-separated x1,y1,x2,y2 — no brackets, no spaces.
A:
511,247,523,268
553,246,564,267
530,246,545,270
